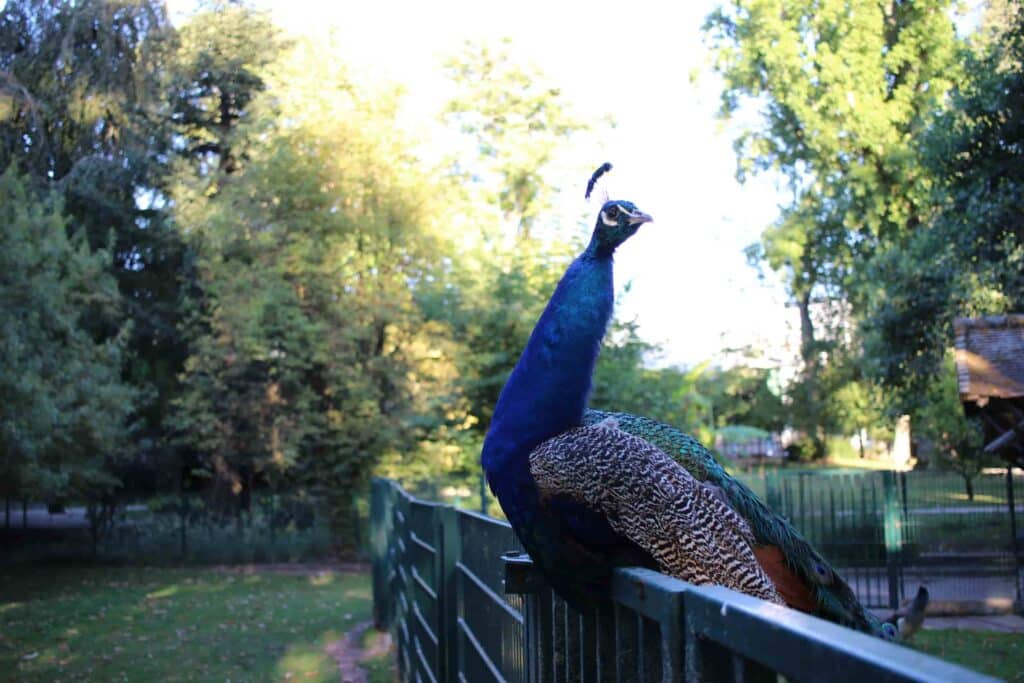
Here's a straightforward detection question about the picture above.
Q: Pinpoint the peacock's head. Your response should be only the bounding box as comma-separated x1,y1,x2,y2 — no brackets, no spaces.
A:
583,162,652,256
589,199,653,255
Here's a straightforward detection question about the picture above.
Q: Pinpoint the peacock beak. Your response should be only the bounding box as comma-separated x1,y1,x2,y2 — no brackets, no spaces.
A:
628,211,653,226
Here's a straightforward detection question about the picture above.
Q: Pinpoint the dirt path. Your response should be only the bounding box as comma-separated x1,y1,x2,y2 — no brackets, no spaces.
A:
325,621,392,683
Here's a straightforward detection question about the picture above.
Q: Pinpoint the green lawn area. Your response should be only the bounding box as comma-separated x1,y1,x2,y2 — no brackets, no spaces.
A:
0,564,372,682
914,629,1024,682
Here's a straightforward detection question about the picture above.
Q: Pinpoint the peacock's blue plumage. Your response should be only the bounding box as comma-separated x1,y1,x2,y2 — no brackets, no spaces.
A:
481,196,655,606
480,173,896,639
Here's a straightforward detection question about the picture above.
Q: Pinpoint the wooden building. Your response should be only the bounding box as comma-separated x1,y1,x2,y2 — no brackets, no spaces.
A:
954,315,1024,467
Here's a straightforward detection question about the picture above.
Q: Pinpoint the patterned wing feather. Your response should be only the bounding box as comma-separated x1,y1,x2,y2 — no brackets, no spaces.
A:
584,409,891,638
529,418,783,604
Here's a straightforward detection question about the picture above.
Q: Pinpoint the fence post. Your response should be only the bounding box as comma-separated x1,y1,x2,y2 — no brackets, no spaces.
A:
765,470,781,512
1007,466,1021,606
479,472,488,517
439,505,461,683
882,471,903,609
370,479,393,629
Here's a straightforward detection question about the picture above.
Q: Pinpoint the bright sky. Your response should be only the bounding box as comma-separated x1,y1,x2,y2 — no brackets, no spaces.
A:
169,0,798,368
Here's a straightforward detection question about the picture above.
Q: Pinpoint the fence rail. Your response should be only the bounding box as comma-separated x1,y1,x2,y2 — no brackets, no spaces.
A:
370,478,1000,683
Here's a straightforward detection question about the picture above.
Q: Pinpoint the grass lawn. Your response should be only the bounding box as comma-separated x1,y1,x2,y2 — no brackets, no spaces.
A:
0,564,371,682
913,630,1024,682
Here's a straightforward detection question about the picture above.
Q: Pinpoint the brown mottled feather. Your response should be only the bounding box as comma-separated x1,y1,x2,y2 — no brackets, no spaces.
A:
529,419,783,604
752,545,817,612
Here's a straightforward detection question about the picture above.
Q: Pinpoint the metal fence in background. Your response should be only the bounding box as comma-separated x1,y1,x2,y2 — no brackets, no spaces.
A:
405,467,1024,611
1,492,334,564
734,468,1023,610
370,478,1000,683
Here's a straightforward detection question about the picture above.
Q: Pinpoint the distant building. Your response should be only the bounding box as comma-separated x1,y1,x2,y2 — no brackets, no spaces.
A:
954,315,1024,467
714,427,784,459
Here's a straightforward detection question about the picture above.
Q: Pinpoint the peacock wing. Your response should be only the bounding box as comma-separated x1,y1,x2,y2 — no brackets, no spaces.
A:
584,409,892,638
529,418,783,605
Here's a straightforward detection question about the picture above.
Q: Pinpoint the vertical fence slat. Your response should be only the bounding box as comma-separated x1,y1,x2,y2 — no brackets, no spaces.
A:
440,506,460,683
883,471,903,610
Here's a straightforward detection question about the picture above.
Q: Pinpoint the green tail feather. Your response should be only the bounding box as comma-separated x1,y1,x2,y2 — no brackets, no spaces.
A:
583,409,892,640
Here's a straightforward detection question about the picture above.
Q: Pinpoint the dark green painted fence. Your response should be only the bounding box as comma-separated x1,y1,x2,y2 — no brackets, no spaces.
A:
371,478,1000,683
735,468,1023,610
372,478,527,681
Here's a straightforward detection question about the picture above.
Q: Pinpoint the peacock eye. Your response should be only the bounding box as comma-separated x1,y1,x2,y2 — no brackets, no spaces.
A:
605,205,620,219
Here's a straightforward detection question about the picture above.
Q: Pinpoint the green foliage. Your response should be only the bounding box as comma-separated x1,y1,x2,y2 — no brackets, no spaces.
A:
593,320,713,436
442,38,590,237
420,236,577,437
168,0,288,177
0,0,189,492
705,0,1024,473
705,0,961,426
172,27,462,548
695,360,786,432
861,6,1024,400
430,37,611,440
913,354,989,497
0,167,135,503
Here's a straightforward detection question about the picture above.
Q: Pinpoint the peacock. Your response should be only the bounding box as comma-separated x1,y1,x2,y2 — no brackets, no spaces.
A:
481,162,897,640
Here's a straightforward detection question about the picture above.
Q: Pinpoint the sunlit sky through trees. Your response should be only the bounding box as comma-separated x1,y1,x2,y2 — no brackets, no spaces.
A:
158,0,973,368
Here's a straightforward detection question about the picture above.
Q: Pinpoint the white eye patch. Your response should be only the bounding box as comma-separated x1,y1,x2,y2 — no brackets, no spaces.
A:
601,204,642,227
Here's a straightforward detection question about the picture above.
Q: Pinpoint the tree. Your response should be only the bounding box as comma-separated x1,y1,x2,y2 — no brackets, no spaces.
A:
0,0,188,493
441,38,590,239
705,0,963,448
430,38,598,436
593,319,714,436
173,34,460,548
167,0,287,180
0,167,135,508
696,361,787,433
419,236,577,436
914,355,988,499
861,4,1024,400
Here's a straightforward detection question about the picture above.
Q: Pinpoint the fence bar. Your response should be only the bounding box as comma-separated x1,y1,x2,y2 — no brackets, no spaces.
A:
1010,467,1022,607
883,471,903,609
684,585,991,683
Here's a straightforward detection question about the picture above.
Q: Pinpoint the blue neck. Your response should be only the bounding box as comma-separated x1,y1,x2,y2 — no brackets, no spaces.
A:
481,247,614,475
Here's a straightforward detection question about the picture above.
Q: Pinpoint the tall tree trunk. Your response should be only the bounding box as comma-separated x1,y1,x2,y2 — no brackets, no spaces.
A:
798,289,815,361
797,289,826,459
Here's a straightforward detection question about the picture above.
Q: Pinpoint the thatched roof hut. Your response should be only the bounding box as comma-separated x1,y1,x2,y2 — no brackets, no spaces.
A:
954,315,1024,465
